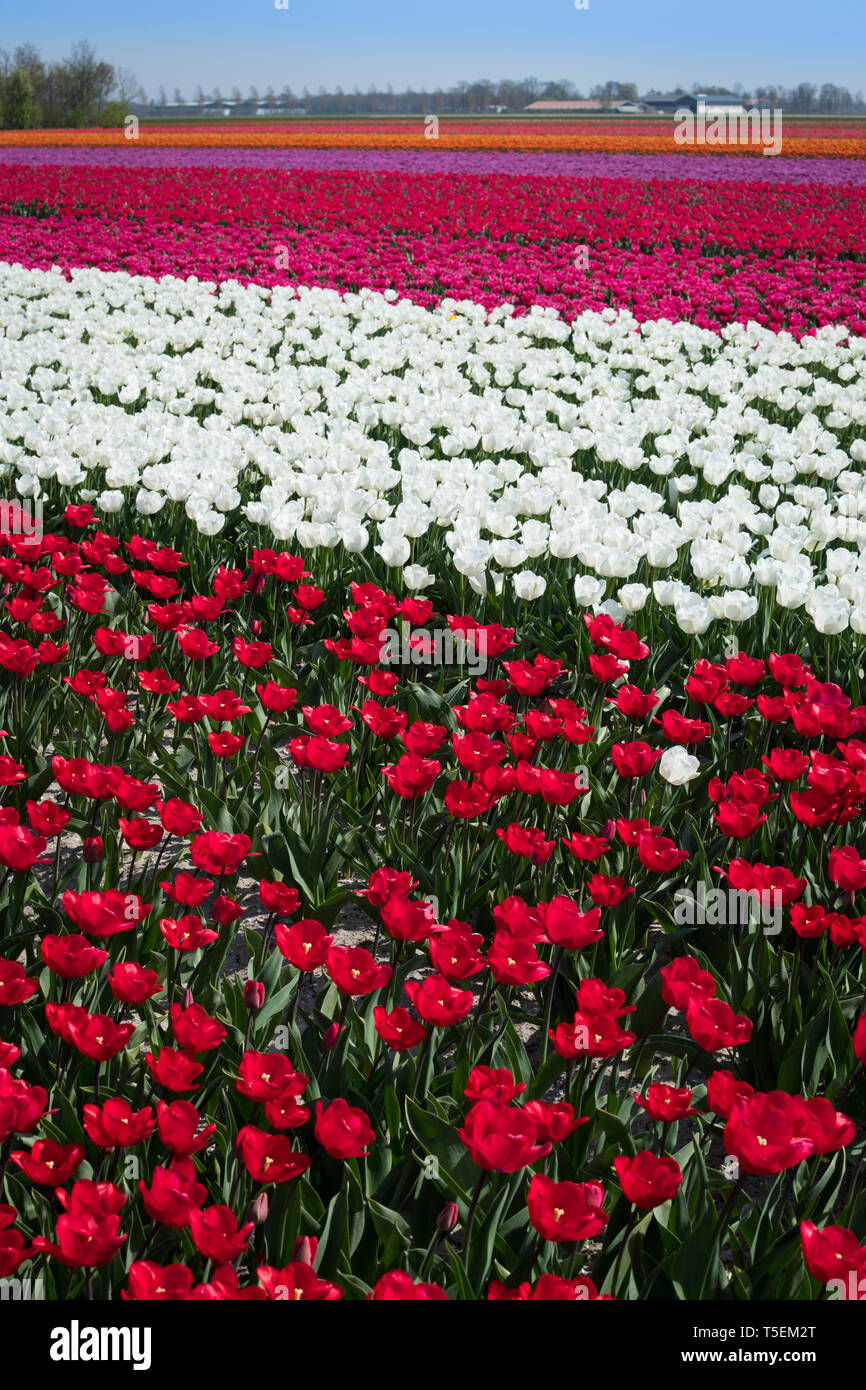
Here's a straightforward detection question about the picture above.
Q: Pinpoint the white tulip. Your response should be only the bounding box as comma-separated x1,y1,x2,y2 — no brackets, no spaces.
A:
707,591,759,622
96,490,125,513
0,259,862,646
659,745,701,785
675,598,713,635
573,575,606,607
618,583,650,614
513,571,546,600
403,564,435,590
375,537,411,568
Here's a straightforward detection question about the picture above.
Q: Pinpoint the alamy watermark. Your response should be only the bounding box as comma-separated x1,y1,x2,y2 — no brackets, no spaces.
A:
50,1322,151,1370
0,498,43,542
674,882,782,936
380,623,489,676
674,98,782,157
1,1276,44,1300
827,1270,866,1300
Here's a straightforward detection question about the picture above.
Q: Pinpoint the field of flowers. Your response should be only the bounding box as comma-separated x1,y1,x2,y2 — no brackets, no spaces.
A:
0,119,864,1307
1,163,865,334
1,119,865,160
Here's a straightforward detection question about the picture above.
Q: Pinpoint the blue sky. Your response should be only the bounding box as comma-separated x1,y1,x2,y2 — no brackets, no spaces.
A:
4,0,864,99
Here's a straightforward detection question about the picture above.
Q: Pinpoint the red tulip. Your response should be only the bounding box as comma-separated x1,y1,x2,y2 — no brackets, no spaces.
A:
157,1100,216,1156
11,1138,85,1186
614,1152,683,1209
527,1174,608,1241
373,1006,426,1051
800,1221,866,1286
140,1157,208,1228
0,959,39,1007
236,1125,311,1184
459,1100,550,1173
146,1047,204,1093
257,1263,342,1300
315,1098,376,1159
405,974,474,1025
190,1206,255,1262
724,1092,815,1175
686,996,753,1051
83,1098,155,1149
326,944,392,996
369,1270,448,1300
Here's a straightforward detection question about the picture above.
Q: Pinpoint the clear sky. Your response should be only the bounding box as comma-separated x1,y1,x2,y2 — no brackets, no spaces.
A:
4,0,864,99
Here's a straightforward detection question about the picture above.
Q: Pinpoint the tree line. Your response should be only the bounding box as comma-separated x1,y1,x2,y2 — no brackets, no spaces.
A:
0,42,140,129
149,77,866,116
0,44,863,128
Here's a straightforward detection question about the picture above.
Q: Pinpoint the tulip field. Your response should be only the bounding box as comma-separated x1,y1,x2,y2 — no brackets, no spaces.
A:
0,118,865,1307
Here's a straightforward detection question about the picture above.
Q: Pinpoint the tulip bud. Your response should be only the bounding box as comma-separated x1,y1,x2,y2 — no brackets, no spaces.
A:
183,987,195,1010
83,836,103,862
245,979,266,1012
247,1191,269,1225
292,1235,317,1266
251,619,262,636
603,819,616,839
437,1202,459,1233
322,1021,342,1051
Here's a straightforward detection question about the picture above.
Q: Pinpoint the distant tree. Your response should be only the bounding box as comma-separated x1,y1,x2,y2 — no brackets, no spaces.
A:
792,82,817,112
3,68,35,128
13,44,44,87
174,87,185,106
591,81,637,107
113,66,140,107
100,101,125,127
64,40,114,125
